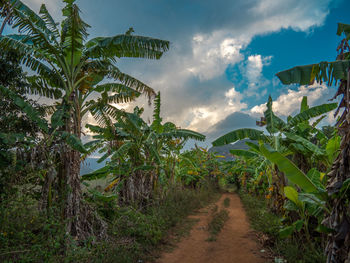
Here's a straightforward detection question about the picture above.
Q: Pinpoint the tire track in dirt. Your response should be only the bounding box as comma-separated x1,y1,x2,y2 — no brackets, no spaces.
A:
155,193,267,263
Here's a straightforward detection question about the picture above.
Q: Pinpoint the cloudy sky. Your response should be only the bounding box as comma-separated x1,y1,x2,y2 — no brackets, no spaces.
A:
7,0,350,146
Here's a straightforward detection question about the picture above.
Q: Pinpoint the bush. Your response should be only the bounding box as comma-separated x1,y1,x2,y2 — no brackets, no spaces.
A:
239,191,325,263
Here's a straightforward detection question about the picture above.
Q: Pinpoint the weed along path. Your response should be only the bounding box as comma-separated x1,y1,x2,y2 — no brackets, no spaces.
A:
155,193,266,263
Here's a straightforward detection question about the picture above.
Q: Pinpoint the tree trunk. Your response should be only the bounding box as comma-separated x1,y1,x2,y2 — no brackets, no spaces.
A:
325,130,350,263
41,94,107,242
120,170,154,207
325,76,350,262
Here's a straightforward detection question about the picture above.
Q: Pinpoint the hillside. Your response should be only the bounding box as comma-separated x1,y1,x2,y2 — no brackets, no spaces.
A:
209,139,255,161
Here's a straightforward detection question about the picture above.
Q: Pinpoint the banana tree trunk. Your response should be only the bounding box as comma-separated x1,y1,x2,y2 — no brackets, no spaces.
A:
325,127,350,262
56,95,107,242
325,77,350,263
120,170,154,207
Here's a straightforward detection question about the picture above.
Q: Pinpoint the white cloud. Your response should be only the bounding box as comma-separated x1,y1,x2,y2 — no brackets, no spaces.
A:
187,31,247,81
250,84,330,117
139,1,332,133
249,0,330,32
242,54,272,97
186,87,247,132
16,0,334,137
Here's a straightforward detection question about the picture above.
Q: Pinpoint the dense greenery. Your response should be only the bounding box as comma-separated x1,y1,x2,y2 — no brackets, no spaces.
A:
0,1,225,262
214,23,350,263
1,0,350,262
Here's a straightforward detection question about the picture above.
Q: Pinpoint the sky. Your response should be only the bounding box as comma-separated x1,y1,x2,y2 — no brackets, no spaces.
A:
6,0,350,147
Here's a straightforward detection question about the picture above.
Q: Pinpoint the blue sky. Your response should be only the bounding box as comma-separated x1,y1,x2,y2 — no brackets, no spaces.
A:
11,0,350,146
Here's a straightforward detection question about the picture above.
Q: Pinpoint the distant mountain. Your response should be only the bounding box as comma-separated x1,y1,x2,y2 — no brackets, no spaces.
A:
80,158,108,175
209,139,256,161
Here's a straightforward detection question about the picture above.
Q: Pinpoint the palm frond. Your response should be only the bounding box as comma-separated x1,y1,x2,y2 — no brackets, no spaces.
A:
61,0,90,65
0,84,48,132
108,65,155,99
0,34,34,54
264,96,286,133
276,60,350,86
38,4,60,41
84,34,169,59
27,76,62,99
212,128,267,146
11,7,58,54
92,83,140,96
9,0,57,43
161,129,205,141
287,103,338,128
151,92,162,132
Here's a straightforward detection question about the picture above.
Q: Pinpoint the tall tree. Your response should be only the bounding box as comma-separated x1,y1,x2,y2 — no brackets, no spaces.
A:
0,0,169,240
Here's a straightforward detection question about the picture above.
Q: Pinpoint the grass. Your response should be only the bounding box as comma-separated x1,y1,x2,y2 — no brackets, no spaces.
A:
223,197,230,208
239,191,326,263
211,204,218,213
87,184,220,263
0,183,219,263
206,209,229,242
164,217,200,248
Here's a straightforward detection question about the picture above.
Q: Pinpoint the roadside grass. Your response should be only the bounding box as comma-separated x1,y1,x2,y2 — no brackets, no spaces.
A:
239,191,325,263
0,183,219,263
223,197,230,208
206,209,229,242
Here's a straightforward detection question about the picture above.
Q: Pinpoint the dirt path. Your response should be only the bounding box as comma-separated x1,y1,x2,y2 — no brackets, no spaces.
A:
155,193,267,263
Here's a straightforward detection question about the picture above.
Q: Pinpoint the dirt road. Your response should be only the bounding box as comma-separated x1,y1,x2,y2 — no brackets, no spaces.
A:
155,193,267,263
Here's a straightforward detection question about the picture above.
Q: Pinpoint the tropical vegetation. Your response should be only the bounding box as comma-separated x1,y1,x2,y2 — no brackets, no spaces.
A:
213,23,350,263
1,0,350,262
0,0,224,262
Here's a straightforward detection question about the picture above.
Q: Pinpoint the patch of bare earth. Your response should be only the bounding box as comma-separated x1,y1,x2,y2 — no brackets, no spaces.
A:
154,193,268,263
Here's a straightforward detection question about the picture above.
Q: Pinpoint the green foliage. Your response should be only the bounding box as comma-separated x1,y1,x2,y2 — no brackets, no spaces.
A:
223,197,230,207
207,209,229,242
0,195,75,262
258,143,318,193
216,94,335,261
240,191,325,262
286,103,337,128
284,186,302,208
212,128,267,146
0,182,217,263
265,95,286,133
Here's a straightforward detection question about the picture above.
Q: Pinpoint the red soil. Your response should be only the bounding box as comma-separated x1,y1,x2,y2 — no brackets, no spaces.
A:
155,193,268,263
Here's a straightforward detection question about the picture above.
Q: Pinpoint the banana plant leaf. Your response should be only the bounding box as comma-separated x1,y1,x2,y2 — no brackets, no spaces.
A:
276,60,350,86
284,132,326,157
264,96,286,133
60,131,88,153
259,144,318,193
284,186,303,208
229,149,259,158
81,165,111,181
212,128,267,146
0,85,48,133
286,103,337,128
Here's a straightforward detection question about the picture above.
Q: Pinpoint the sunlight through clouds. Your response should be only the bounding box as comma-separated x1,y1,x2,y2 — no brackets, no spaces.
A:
18,0,338,137
187,87,247,132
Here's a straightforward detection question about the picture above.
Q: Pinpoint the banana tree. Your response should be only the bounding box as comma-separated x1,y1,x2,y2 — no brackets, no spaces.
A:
0,0,169,240
83,95,205,206
213,95,336,175
276,23,350,263
213,96,337,215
